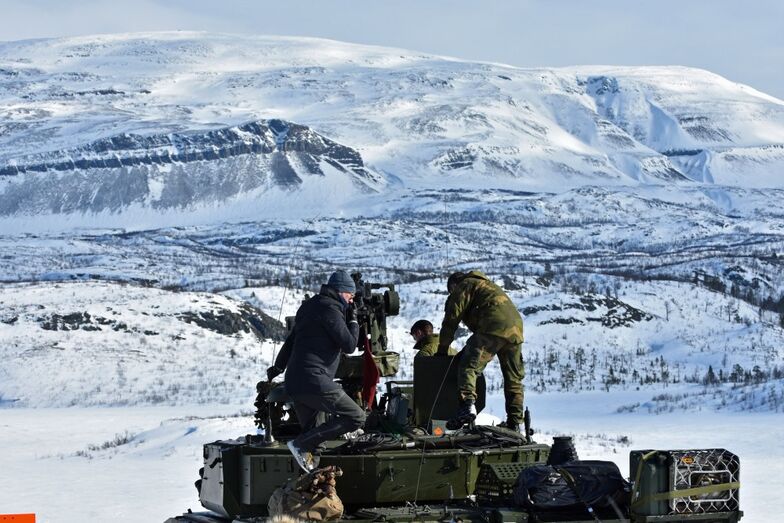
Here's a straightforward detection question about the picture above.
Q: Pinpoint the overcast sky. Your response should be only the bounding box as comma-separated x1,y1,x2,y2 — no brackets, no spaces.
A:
2,0,782,99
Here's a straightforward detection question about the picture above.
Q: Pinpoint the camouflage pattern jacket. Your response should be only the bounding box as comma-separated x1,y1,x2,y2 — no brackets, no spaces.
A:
439,271,524,352
414,333,456,358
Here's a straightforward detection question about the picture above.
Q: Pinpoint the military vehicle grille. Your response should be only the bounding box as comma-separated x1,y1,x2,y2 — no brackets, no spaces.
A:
475,462,530,500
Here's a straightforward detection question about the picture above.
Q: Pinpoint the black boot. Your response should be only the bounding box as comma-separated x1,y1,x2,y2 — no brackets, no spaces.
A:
497,419,521,432
446,400,477,430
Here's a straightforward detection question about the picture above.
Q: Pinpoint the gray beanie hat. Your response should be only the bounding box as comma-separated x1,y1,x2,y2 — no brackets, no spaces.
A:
327,270,356,294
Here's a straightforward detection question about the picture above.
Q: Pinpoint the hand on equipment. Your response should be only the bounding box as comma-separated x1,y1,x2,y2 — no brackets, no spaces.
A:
347,303,358,324
266,365,283,382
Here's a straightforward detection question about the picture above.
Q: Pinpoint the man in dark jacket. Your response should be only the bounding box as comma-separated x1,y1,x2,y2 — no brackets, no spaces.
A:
266,270,365,472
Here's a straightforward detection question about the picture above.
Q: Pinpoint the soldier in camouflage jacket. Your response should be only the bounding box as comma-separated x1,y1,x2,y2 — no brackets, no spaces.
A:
438,270,525,428
409,319,456,358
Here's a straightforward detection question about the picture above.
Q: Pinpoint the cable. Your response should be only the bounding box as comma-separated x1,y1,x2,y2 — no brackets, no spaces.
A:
412,191,456,507
444,198,449,271
339,433,403,454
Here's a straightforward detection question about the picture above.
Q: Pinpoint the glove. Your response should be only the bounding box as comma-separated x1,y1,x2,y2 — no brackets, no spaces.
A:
347,304,358,324
266,365,283,382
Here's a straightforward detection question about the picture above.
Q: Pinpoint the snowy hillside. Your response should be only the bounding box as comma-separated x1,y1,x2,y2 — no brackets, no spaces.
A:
0,281,286,407
1,32,783,223
399,277,784,413
3,275,782,413
2,184,781,309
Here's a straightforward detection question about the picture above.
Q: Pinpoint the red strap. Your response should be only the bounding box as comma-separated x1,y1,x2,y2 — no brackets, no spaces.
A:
361,332,379,407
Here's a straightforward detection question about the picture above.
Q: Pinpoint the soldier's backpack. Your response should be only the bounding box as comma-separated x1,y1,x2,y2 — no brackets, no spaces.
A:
513,460,630,516
268,466,344,521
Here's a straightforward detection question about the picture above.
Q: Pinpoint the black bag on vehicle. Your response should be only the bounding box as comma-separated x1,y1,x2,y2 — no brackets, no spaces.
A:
513,460,630,513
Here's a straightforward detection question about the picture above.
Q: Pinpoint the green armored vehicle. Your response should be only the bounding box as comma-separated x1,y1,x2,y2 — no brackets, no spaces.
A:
167,274,743,523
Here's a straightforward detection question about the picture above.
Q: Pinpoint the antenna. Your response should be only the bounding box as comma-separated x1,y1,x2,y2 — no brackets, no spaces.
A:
444,197,449,271
413,193,459,504
269,213,321,369
261,213,320,441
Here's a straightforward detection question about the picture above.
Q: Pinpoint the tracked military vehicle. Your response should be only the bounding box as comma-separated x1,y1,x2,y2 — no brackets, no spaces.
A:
168,274,743,523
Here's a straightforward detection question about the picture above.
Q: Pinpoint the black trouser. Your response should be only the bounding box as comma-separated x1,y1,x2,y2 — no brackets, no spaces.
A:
290,388,366,453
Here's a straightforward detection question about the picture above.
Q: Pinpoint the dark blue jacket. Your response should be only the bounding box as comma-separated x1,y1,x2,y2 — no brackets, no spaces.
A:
276,285,360,394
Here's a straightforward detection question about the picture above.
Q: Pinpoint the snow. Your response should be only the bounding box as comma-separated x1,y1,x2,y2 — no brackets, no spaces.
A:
0,281,276,407
0,395,780,522
0,404,248,522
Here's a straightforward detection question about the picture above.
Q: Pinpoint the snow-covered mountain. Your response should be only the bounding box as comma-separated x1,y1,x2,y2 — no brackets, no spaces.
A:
1,32,783,222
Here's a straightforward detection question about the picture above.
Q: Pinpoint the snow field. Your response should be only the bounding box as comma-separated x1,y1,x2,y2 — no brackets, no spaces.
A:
0,395,779,522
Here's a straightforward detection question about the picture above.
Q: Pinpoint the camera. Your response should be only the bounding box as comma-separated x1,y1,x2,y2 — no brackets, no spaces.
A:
350,272,399,354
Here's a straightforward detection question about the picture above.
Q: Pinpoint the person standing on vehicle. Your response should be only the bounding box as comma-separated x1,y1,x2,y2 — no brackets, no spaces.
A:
266,270,365,472
437,270,524,430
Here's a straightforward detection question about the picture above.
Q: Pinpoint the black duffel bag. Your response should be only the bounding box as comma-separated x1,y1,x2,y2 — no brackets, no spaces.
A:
513,460,630,513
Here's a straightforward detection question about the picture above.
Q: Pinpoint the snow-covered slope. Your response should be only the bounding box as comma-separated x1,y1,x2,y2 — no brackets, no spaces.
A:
0,281,286,407
1,32,783,222
1,32,781,414
3,274,782,412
